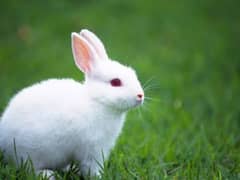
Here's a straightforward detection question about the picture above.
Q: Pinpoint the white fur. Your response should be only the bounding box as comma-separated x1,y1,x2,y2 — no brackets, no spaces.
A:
0,29,144,177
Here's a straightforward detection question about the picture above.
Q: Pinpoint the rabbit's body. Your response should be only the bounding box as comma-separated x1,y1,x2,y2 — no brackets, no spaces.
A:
0,29,144,177
0,79,125,174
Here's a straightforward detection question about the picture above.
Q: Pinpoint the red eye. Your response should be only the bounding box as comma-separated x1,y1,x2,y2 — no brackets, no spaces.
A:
110,78,122,87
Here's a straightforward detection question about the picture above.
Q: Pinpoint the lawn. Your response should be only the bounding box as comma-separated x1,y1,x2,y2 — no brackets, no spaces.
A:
0,0,240,179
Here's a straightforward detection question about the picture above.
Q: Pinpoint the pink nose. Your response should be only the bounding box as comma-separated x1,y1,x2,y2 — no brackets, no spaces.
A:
137,94,143,99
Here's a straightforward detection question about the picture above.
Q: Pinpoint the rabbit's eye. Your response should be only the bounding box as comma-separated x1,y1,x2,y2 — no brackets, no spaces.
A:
110,78,122,87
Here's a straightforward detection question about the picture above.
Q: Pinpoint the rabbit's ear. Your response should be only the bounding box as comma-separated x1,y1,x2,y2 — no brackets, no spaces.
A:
80,29,108,60
71,32,97,74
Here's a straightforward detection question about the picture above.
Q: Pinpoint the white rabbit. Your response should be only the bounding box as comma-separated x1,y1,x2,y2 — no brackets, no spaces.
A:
0,29,144,178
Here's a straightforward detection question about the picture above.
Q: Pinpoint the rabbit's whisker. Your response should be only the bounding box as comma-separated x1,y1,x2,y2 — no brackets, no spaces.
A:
143,82,160,92
144,96,160,102
144,86,160,92
143,76,156,89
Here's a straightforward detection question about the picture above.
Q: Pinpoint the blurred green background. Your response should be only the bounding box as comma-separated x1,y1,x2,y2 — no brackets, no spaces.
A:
0,0,240,179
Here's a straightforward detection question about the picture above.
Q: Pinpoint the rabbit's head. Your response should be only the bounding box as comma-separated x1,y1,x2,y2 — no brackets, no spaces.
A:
71,29,144,112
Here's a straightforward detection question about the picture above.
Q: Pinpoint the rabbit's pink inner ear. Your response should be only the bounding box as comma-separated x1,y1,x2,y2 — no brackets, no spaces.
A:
80,30,108,60
72,34,91,73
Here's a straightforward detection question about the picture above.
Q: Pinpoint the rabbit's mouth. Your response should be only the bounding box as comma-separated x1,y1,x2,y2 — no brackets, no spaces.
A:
134,99,144,107
122,95,144,109
124,97,144,109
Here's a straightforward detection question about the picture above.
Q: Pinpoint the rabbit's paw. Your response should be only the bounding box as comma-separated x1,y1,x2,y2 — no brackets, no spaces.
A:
37,169,55,180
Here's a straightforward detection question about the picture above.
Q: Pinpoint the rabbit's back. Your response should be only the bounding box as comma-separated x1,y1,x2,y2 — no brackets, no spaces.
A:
1,78,85,124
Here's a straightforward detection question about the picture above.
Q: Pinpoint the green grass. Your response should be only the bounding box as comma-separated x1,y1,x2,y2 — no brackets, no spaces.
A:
0,0,240,179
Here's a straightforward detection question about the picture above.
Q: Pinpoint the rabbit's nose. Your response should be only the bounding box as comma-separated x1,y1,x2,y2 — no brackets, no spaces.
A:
137,94,143,98
137,94,144,101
